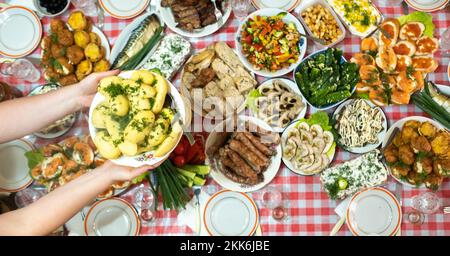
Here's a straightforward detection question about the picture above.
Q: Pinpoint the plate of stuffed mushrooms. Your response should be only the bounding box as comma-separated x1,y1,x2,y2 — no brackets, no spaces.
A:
382,116,449,190
40,11,110,86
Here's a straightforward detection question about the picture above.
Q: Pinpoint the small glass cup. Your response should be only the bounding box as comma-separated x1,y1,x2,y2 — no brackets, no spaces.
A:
405,209,425,225
14,187,45,208
71,0,98,16
0,59,41,82
439,27,450,57
231,0,251,19
411,192,441,214
133,187,156,223
261,186,282,209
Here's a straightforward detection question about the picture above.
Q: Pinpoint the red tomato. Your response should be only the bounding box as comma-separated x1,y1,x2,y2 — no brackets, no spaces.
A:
254,44,263,52
173,155,186,167
245,35,252,45
174,136,188,155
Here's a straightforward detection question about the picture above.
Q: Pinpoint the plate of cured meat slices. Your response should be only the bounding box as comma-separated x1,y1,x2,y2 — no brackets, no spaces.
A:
205,116,282,192
351,15,439,106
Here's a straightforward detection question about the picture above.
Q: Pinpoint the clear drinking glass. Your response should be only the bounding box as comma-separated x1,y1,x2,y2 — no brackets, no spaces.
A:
231,0,251,19
411,192,441,214
261,186,282,209
71,0,98,16
133,187,156,223
0,59,41,82
439,28,450,57
14,187,45,208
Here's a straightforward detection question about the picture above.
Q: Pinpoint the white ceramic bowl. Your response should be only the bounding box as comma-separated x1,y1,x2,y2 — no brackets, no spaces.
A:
332,99,387,154
234,8,307,78
292,48,355,110
33,0,70,17
88,71,186,167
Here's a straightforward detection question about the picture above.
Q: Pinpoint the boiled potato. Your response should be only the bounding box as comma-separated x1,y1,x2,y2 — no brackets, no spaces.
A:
152,73,168,114
94,59,110,72
105,116,122,141
124,110,155,144
147,118,170,147
75,60,93,81
84,43,102,62
153,122,182,157
92,103,109,129
89,32,101,45
123,79,140,96
99,76,123,93
68,11,87,31
130,96,151,111
118,141,138,156
131,70,155,84
94,131,121,159
140,85,156,98
160,108,175,121
74,30,90,48
108,95,129,116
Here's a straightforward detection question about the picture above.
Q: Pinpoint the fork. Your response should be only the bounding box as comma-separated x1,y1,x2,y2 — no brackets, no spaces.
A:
444,206,450,214
211,0,224,27
95,0,105,30
299,32,328,46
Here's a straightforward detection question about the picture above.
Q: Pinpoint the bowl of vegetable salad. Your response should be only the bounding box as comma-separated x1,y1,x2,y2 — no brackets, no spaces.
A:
235,8,307,77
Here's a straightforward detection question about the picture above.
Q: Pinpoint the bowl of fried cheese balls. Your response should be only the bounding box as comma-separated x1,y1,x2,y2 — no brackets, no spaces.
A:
88,70,187,167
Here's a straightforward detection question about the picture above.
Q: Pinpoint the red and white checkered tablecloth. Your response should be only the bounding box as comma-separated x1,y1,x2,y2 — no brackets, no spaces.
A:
1,0,449,236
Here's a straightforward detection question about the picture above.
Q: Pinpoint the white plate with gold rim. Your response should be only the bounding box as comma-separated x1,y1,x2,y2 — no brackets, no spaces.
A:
405,0,449,12
251,0,302,12
0,6,42,58
84,198,140,236
346,187,401,236
204,190,259,236
0,139,34,192
99,0,149,19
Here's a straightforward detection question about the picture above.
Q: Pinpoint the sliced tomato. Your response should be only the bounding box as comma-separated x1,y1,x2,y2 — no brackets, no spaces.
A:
254,44,263,52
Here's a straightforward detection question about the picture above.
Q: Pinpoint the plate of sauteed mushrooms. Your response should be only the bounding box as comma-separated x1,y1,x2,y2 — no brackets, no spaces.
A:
88,70,186,167
41,11,110,86
247,78,307,133
382,116,449,190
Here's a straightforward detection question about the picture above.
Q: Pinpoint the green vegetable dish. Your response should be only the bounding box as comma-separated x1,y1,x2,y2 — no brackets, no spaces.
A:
294,48,359,109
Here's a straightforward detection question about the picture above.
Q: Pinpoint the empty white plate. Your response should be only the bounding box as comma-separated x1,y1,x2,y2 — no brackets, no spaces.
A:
0,6,42,58
405,0,449,12
84,198,140,236
204,190,259,236
0,139,34,192
99,0,149,19
252,0,301,12
346,187,402,236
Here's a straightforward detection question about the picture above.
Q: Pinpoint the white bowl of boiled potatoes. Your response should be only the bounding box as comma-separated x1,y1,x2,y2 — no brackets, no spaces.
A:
88,70,187,167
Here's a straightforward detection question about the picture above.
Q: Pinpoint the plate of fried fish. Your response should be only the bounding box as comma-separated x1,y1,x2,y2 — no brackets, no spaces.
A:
205,116,282,192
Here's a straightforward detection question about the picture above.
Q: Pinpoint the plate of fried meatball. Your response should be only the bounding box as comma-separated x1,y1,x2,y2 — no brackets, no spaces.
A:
40,11,110,86
382,116,449,190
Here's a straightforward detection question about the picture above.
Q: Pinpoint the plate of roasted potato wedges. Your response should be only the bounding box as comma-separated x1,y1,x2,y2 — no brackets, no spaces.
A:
382,116,449,190
41,11,111,86
88,70,186,167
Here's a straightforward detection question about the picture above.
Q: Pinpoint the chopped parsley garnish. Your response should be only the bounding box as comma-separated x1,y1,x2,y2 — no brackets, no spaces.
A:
406,65,415,79
104,83,125,98
50,33,58,43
